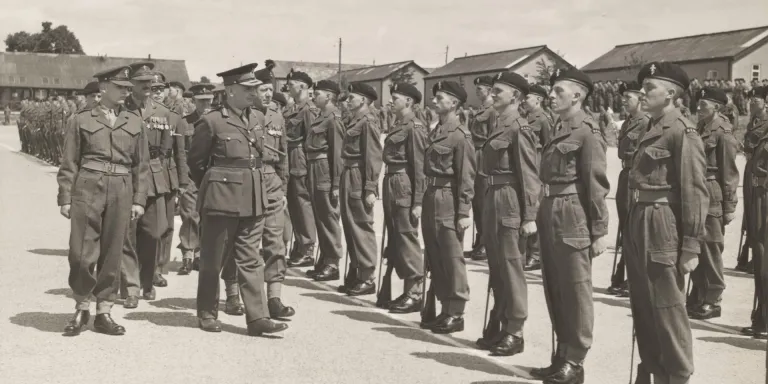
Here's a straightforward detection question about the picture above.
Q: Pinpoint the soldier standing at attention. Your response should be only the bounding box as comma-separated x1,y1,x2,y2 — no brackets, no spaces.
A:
187,62,287,336
532,67,610,384
625,62,708,384
419,81,476,334
474,72,540,356
608,81,649,297
338,82,383,295
273,91,294,252
741,86,768,339
166,81,187,115
466,76,496,261
380,82,428,313
284,69,320,268
686,87,739,320
58,66,149,336
304,80,345,282
521,84,552,272
120,63,189,307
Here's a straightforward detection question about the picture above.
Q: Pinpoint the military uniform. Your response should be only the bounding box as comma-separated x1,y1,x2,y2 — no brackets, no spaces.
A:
57,66,150,335
179,108,202,265
339,82,383,295
477,72,540,356
381,82,428,311
626,63,708,384
468,76,497,260
284,70,320,266
687,88,739,320
304,80,345,280
420,81,476,334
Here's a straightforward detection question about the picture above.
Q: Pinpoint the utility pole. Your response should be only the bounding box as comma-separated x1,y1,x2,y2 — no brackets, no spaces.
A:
338,38,342,85
445,45,449,64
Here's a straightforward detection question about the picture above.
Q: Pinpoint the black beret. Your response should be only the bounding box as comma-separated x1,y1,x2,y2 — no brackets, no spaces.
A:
182,91,193,98
549,67,593,95
700,87,728,105
314,80,341,94
286,69,313,86
473,76,494,87
619,81,642,94
252,59,276,85
272,92,288,107
493,71,529,94
338,92,349,102
637,61,690,90
432,80,467,104
749,86,768,99
78,81,101,96
169,81,186,91
527,84,548,98
390,82,422,104
217,63,260,86
188,83,216,100
348,82,378,101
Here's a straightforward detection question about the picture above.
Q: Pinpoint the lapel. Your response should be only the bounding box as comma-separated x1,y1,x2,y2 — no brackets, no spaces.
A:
113,108,130,131
387,112,413,139
224,105,247,131
91,105,114,130
429,114,459,145
639,109,681,146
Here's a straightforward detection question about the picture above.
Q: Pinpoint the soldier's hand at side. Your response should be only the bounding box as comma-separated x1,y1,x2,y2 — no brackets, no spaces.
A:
60,204,71,219
591,235,610,257
520,221,537,236
411,205,422,222
131,205,145,221
457,217,472,231
724,212,735,225
281,196,287,210
678,251,699,274
364,192,376,209
331,188,339,207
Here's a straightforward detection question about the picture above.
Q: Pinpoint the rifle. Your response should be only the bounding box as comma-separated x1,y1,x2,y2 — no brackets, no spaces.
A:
737,220,749,268
610,224,623,281
420,247,436,326
480,278,500,341
376,224,393,308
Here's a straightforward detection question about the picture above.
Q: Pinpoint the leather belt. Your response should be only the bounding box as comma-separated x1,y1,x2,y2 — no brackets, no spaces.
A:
307,152,328,160
486,174,517,186
385,164,407,174
287,142,304,149
753,176,767,187
343,158,361,168
212,157,262,169
81,160,131,175
621,160,631,170
149,146,172,160
542,183,577,197
705,172,717,181
631,189,678,203
426,176,453,188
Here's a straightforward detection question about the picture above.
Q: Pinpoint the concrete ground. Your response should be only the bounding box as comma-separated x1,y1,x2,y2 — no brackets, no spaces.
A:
0,124,763,384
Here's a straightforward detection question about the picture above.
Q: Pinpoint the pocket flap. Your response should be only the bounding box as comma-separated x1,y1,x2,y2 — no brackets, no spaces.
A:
644,146,672,160
489,138,509,150
627,132,639,140
500,216,521,229
208,170,243,184
346,127,362,137
555,142,580,154
311,125,328,134
387,131,407,144
431,144,452,155
121,123,141,135
80,123,103,133
649,251,676,266
149,159,164,173
216,133,242,143
704,139,717,149
350,190,363,199
562,237,591,250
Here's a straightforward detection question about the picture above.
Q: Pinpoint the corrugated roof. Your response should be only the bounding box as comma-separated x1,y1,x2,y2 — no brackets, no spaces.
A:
272,60,367,82
0,52,190,90
331,61,426,82
425,45,547,79
582,25,768,72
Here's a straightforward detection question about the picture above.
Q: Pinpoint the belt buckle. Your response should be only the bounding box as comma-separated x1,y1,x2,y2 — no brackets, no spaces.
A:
632,189,639,202
543,184,550,197
105,162,115,174
487,175,494,185
427,177,435,187
754,176,759,186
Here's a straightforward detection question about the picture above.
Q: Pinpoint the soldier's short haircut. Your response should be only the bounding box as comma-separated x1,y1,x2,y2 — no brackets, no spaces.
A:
560,80,588,104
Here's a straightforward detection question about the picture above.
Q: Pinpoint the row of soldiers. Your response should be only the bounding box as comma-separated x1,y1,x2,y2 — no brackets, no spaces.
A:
47,55,765,384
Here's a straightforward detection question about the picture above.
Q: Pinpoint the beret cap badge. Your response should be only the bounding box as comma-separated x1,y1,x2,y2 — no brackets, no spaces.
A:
650,64,657,75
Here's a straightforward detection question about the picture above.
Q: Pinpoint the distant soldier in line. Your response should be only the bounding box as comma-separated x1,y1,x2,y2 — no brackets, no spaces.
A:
686,87,739,321
187,62,287,336
532,67,609,383
284,69,320,267
57,66,149,336
379,82,428,312
4,103,10,125
304,80,345,282
521,84,553,272
626,62,707,384
675,97,691,119
722,90,739,128
419,81,475,334
80,81,102,111
741,86,768,339
474,72,540,357
466,76,496,261
166,81,187,115
608,81,649,297
337,82,383,296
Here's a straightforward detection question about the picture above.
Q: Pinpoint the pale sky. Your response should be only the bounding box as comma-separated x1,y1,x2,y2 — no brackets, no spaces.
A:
1,0,767,81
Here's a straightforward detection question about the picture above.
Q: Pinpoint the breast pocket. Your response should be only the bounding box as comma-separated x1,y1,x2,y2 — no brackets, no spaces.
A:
385,131,407,159
79,124,106,154
202,169,244,214
704,138,717,164
487,138,510,169
215,133,244,158
639,146,672,185
309,124,328,148
345,126,362,153
113,124,141,155
554,141,580,176
428,144,452,170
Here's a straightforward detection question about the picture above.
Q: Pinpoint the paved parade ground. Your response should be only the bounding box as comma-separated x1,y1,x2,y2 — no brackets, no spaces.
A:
0,124,763,384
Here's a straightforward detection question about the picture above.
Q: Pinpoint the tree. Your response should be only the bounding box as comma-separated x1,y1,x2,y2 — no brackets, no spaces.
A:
5,21,84,54
200,76,211,84
534,58,556,85
390,67,416,86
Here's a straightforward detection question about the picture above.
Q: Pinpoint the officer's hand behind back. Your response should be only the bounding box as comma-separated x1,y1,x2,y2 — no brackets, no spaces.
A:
724,212,735,225
591,234,609,257
678,251,699,274
131,204,145,221
520,221,537,236
60,204,71,219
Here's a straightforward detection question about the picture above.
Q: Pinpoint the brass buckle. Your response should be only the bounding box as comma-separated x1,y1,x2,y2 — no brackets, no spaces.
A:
631,189,639,202
105,162,116,174
543,184,550,197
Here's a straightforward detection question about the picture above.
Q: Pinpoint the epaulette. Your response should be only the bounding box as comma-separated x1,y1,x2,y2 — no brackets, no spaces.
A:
678,116,696,134
583,119,600,135
515,117,531,131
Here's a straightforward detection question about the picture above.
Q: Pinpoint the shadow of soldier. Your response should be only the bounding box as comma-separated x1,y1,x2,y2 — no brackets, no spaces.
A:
28,248,68,256
698,336,766,351
45,287,79,300
411,351,532,380
148,297,197,311
123,311,247,335
9,312,73,333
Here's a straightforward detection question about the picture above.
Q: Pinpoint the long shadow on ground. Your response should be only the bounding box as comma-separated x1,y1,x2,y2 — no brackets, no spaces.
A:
698,336,766,351
9,312,73,333
412,351,530,379
123,311,247,335
28,248,68,256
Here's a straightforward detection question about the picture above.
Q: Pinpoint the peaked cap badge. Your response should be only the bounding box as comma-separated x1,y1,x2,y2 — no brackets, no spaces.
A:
649,64,657,75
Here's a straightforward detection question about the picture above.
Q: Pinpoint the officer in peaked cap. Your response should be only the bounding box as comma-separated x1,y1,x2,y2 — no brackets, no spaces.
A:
176,82,216,274
625,62,708,384
150,71,168,104
187,62,287,336
466,75,496,262
531,67,609,383
120,62,190,307
336,82,383,296
58,65,150,336
474,71,540,357
377,81,428,312
608,81,649,298
304,79,345,283
284,68,320,268
419,80,476,334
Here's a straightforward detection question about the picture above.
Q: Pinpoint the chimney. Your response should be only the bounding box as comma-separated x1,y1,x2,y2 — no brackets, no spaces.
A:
148,54,151,60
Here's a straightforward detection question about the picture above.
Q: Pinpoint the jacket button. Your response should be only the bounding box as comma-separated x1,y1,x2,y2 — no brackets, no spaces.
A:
226,137,231,141
250,154,254,159
250,139,255,143
223,177,227,181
